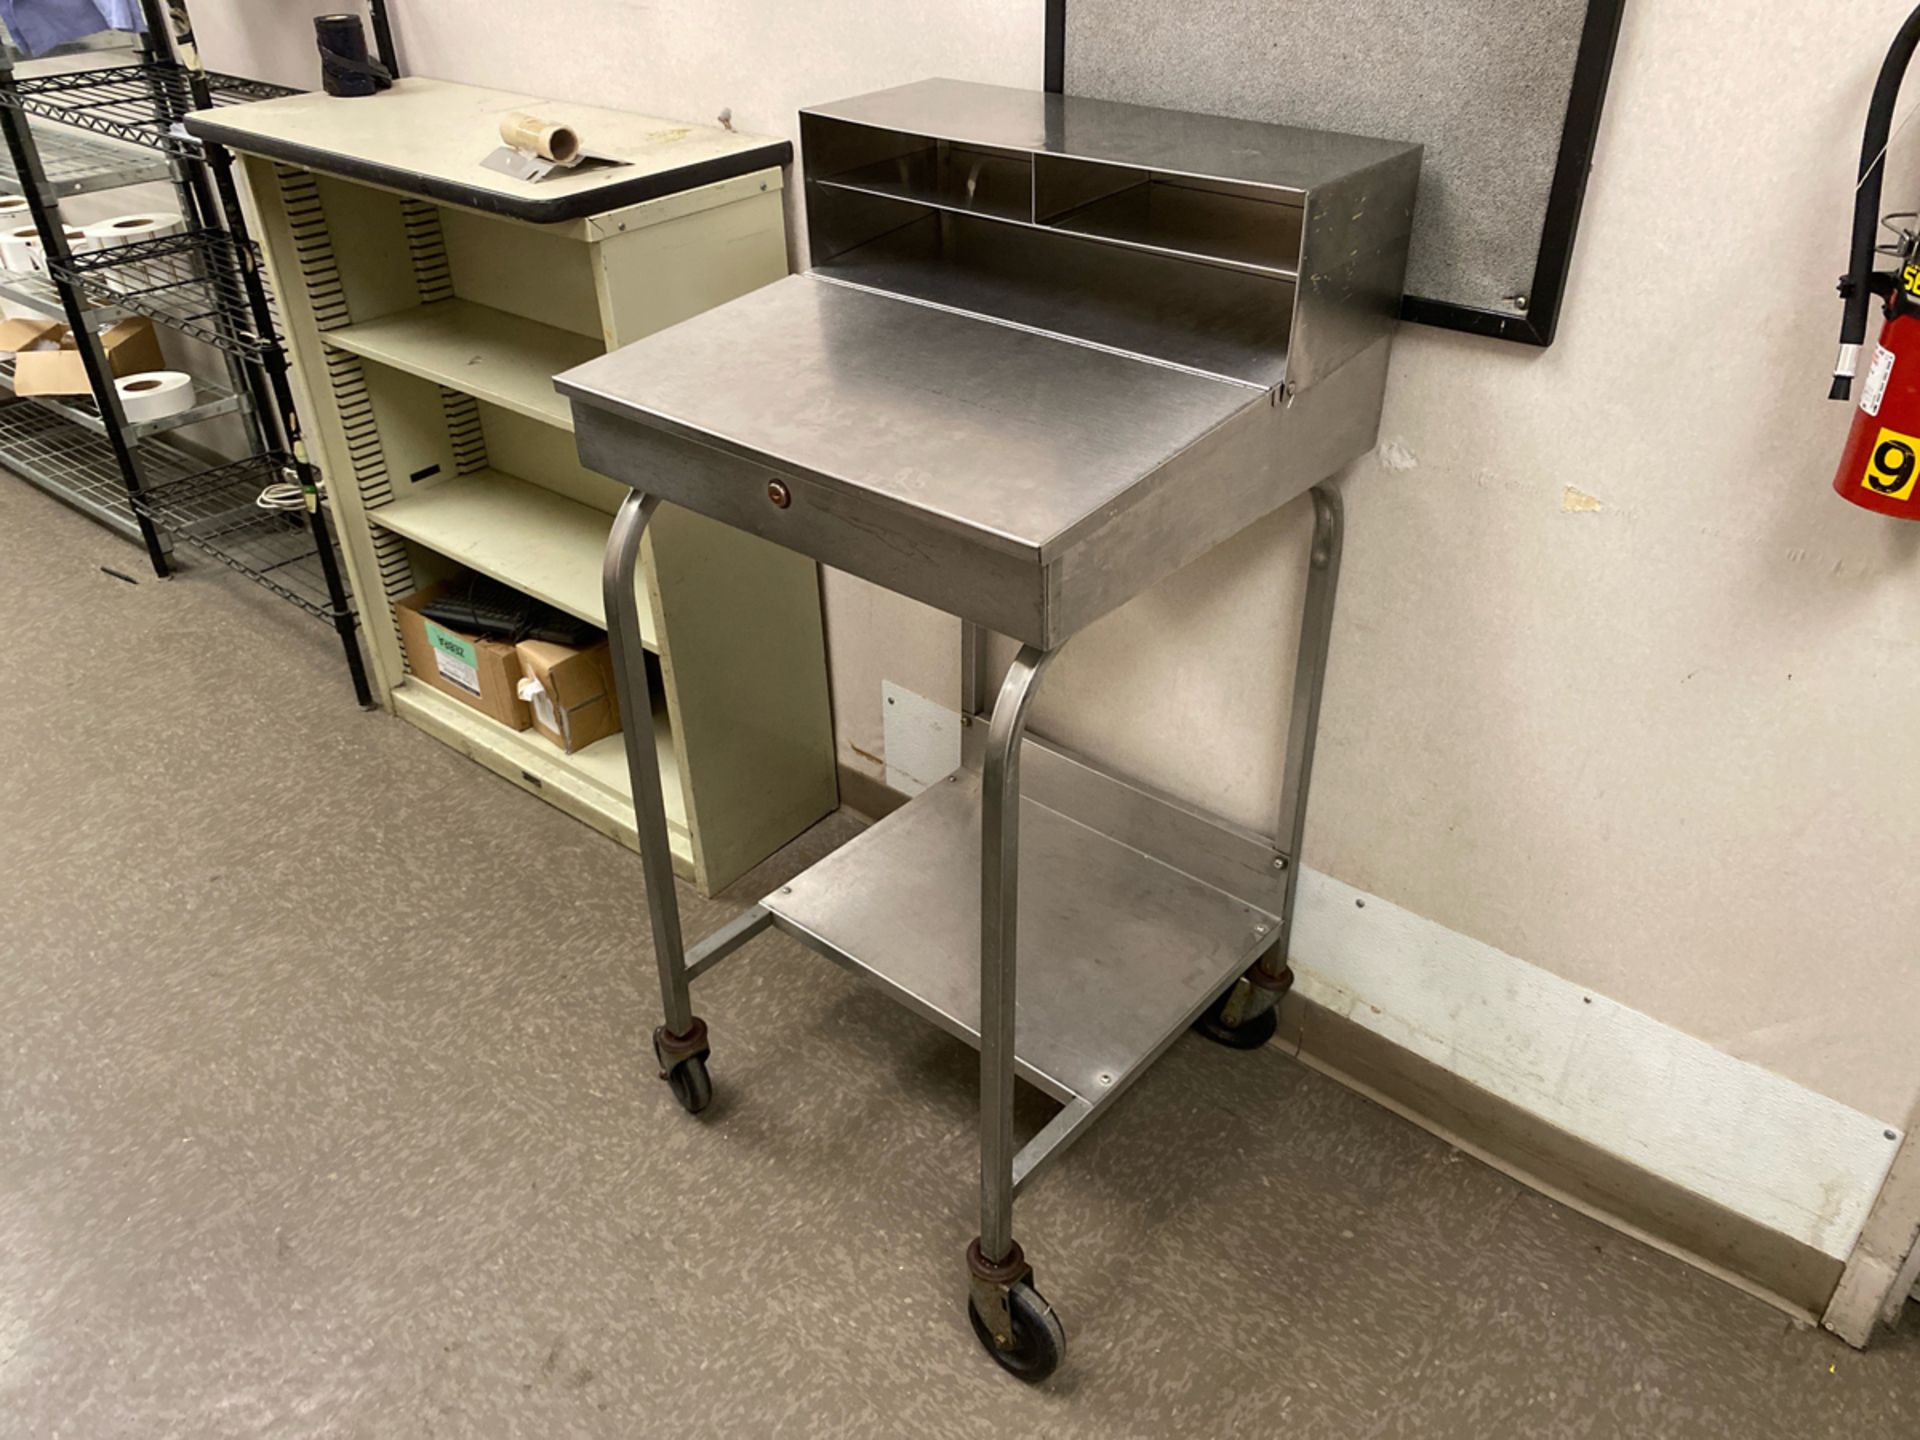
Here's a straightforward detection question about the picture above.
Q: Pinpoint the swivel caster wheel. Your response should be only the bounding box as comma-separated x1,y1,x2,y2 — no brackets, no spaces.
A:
653,1021,713,1115
664,1054,712,1114
968,1280,1065,1382
1193,965,1290,1050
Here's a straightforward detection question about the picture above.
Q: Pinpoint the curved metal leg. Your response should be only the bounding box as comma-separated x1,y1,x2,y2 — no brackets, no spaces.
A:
975,643,1059,1290
1267,483,1343,976
603,494,698,1043
1208,483,1344,1042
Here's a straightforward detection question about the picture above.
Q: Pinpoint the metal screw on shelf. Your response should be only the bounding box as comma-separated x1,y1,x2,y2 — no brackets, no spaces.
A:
1097,1072,1112,1087
767,479,791,508
1271,856,1288,871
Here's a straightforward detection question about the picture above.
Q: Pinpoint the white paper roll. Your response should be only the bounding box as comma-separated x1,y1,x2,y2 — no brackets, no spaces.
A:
115,370,196,423
0,224,39,273
1,224,90,271
0,197,29,218
82,212,182,251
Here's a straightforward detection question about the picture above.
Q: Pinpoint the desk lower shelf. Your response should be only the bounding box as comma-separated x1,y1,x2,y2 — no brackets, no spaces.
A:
394,679,692,875
762,761,1274,1105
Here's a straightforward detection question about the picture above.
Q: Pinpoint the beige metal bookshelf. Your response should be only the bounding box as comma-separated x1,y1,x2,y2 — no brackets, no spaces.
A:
206,79,836,894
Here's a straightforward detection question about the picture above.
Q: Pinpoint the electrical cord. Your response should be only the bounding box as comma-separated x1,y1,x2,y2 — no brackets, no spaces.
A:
255,474,322,511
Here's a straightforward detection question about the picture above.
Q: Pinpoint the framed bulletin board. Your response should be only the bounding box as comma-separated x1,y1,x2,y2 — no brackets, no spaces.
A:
1046,0,1627,345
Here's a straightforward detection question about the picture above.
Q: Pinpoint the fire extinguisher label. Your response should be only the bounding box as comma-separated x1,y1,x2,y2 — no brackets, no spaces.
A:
1862,426,1920,501
1862,345,1897,417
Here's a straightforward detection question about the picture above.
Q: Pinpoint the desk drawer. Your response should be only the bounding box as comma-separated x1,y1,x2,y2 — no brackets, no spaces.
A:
571,402,1052,645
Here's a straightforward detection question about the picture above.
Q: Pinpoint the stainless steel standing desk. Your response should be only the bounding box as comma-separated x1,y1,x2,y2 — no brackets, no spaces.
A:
557,78,1421,1382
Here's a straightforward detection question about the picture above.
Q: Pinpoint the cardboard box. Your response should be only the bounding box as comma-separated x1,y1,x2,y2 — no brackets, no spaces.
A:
0,317,66,355
7,316,167,396
514,636,622,754
394,586,531,729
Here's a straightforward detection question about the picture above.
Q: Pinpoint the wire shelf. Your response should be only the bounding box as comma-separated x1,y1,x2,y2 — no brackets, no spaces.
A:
53,228,276,357
2,65,297,156
0,123,169,197
0,392,152,535
0,266,82,320
0,398,348,620
0,352,245,438
130,453,351,620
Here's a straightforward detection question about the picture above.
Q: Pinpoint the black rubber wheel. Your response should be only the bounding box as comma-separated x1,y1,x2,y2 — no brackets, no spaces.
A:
968,1281,1066,1382
665,1054,713,1114
1193,987,1278,1050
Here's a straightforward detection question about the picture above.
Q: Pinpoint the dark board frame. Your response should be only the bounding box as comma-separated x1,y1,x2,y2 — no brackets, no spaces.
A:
1044,0,1627,347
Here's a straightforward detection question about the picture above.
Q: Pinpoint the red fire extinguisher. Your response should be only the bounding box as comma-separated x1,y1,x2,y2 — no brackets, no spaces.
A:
1830,4,1920,518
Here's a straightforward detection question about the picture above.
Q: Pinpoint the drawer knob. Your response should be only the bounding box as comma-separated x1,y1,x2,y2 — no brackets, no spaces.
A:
767,479,792,509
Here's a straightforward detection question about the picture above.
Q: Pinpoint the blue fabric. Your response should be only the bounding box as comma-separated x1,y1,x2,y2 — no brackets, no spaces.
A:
2,0,144,58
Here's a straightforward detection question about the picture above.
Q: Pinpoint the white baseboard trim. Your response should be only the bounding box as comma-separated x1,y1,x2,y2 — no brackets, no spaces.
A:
1288,868,1902,1263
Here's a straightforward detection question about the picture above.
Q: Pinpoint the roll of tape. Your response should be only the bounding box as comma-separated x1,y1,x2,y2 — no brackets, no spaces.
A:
82,212,183,251
115,370,196,423
499,111,580,164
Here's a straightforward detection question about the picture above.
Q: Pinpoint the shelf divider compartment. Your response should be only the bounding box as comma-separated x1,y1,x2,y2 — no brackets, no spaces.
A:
1035,155,1305,280
802,111,1297,391
804,112,1034,224
814,207,1293,389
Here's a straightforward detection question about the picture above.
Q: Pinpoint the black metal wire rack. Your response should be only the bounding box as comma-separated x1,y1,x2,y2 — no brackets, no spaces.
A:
52,228,277,357
0,393,232,532
0,1,374,705
0,122,167,196
0,64,294,156
129,453,350,620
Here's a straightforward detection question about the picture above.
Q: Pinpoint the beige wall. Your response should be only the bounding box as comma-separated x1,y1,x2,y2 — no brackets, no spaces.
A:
191,1,1920,1128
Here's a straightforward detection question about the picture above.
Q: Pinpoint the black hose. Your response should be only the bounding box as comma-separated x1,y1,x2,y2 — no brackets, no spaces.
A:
1834,3,1920,399
367,0,401,80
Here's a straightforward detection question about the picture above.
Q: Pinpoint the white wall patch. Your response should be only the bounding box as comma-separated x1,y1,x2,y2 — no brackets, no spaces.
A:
1289,868,1902,1261
881,681,960,796
1376,440,1418,472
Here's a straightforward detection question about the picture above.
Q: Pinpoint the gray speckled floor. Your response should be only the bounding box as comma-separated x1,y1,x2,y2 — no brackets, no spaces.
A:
4,477,1919,1439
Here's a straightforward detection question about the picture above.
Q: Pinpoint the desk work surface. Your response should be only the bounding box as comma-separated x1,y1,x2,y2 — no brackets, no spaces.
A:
560,273,1388,648
558,275,1253,558
185,76,791,221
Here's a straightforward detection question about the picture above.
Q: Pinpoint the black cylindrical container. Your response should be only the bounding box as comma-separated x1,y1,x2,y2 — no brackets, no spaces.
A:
315,14,379,98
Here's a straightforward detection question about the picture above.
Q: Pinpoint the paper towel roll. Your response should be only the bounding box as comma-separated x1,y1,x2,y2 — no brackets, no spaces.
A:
81,212,182,251
0,197,29,218
115,370,196,423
